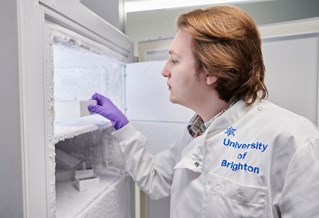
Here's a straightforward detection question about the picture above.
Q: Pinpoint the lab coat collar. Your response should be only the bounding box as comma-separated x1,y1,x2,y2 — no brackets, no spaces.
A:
205,100,255,137
174,100,257,173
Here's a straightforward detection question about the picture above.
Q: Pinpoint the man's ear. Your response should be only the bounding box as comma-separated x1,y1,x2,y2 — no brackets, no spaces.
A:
206,75,217,85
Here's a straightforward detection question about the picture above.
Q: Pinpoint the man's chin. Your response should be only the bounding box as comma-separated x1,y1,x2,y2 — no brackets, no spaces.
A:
169,97,182,106
169,96,177,104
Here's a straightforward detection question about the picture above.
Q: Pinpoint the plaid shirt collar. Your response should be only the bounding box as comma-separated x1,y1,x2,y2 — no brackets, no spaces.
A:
187,101,239,138
187,115,207,138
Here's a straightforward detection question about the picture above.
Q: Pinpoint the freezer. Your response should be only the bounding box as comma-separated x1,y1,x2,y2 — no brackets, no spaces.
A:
9,0,135,217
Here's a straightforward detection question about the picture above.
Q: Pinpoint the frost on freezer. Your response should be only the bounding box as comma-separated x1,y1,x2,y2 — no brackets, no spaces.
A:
53,35,124,109
55,128,125,179
55,128,126,217
47,24,130,217
52,35,125,137
51,35,125,169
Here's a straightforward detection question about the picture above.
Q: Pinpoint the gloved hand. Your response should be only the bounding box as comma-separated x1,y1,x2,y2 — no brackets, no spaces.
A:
88,93,129,130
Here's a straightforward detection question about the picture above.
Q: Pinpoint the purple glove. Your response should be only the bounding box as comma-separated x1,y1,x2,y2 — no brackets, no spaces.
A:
88,93,128,130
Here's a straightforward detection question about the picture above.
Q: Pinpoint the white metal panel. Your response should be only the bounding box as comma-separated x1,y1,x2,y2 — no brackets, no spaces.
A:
0,1,24,218
263,35,319,124
125,61,194,122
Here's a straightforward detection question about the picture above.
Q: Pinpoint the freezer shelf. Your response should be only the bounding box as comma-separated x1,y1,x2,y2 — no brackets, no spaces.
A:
54,114,112,143
56,170,130,218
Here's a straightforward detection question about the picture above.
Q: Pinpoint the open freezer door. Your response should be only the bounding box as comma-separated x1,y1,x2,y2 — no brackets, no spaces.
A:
125,60,193,123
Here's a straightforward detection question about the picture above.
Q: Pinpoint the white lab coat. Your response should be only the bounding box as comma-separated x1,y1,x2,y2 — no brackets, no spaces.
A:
113,100,319,218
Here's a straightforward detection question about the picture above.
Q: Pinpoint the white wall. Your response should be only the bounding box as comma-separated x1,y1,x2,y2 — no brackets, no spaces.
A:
263,34,319,124
125,0,319,56
0,1,24,217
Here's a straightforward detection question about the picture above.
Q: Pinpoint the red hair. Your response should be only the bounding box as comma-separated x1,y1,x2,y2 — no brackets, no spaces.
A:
177,5,268,104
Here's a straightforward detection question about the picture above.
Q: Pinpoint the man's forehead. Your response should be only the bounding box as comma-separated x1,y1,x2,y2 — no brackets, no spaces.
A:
168,30,193,57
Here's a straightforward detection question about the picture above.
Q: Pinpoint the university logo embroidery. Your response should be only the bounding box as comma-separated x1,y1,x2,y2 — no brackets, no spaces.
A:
221,125,268,175
224,126,236,137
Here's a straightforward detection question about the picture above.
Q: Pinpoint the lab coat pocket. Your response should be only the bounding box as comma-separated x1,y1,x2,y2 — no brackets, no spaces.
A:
201,173,267,218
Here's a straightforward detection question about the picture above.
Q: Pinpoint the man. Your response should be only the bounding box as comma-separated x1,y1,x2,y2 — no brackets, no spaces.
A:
89,5,319,217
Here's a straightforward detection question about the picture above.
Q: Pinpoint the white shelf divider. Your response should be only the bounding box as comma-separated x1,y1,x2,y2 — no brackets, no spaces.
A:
54,114,112,143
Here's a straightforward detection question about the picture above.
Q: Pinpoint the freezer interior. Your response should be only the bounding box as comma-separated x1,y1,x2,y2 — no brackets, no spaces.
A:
49,24,132,218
